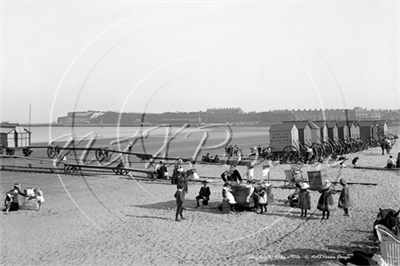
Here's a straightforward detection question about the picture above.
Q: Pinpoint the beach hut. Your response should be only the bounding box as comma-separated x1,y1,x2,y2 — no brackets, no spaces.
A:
0,123,31,149
326,121,339,142
282,121,312,145
313,121,329,142
376,120,388,136
371,121,381,139
307,120,321,144
358,121,374,139
269,123,299,151
347,121,360,138
15,127,31,147
336,121,350,141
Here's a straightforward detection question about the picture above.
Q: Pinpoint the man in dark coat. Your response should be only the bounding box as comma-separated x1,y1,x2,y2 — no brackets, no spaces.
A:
157,162,168,179
195,181,211,207
176,171,188,194
221,165,242,183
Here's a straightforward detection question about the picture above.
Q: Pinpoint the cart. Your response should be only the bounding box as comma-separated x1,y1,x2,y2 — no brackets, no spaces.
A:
230,182,272,213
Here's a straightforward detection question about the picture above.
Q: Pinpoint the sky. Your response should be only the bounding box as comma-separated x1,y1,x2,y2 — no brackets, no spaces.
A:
1,1,399,123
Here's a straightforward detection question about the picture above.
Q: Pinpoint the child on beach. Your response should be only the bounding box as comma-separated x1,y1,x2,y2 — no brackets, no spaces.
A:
297,183,311,217
256,184,268,214
317,180,336,221
222,183,236,213
285,182,301,207
195,180,211,207
34,188,45,211
338,178,352,217
174,184,185,222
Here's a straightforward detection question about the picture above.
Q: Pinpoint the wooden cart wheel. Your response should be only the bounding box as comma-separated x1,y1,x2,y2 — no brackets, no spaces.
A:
281,145,300,164
23,148,33,157
54,145,61,156
47,146,56,158
96,148,106,162
104,147,113,161
263,146,278,161
6,148,15,155
64,164,71,174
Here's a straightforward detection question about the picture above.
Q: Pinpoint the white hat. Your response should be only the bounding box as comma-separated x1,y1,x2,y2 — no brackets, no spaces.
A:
322,180,331,189
300,183,310,189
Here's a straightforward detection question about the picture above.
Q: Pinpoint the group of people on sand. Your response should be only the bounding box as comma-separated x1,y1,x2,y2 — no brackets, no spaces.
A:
224,145,242,157
174,179,210,222
172,159,211,222
3,183,45,215
201,153,220,163
287,178,352,220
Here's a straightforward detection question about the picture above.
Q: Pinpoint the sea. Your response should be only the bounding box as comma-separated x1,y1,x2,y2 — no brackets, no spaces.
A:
29,125,272,147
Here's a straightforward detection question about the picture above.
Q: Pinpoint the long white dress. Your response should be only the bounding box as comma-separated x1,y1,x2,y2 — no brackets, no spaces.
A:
36,189,45,203
223,187,236,204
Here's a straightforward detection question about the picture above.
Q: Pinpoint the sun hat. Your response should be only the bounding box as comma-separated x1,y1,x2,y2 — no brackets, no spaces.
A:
202,180,210,184
300,182,310,189
339,178,347,185
322,180,331,189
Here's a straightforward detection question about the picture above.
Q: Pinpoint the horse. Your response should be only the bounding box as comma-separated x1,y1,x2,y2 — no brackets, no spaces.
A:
373,208,400,240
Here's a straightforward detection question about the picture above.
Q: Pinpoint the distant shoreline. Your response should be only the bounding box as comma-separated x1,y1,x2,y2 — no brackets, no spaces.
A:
16,121,400,128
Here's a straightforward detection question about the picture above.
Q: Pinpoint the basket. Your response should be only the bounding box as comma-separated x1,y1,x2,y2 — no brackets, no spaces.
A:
375,224,400,266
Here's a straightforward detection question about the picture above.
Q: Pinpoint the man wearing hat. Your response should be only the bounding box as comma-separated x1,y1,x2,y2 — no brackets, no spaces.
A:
4,183,27,214
221,165,242,184
195,180,211,207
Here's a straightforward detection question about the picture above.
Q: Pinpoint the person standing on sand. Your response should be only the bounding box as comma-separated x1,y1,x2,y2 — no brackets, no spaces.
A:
176,170,188,194
385,138,392,154
380,138,386,155
34,188,45,211
338,178,352,217
297,183,311,217
317,180,336,221
174,184,185,222
222,183,236,213
256,184,268,214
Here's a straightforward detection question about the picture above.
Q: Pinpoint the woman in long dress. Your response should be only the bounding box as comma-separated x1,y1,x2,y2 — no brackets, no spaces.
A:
317,180,336,220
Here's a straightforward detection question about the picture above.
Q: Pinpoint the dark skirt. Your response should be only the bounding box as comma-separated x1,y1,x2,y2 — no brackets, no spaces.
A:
297,191,311,210
317,190,335,211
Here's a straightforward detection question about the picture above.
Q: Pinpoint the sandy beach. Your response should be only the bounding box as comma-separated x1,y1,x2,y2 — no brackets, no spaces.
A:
1,130,399,266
